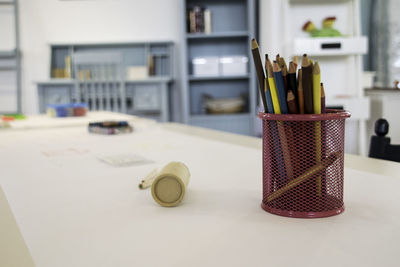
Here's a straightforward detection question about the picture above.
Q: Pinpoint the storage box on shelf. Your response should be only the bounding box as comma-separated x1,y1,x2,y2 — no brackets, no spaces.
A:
290,37,367,56
181,0,256,135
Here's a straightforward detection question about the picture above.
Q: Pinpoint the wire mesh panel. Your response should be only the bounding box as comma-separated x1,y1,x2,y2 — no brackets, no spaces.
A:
258,110,351,218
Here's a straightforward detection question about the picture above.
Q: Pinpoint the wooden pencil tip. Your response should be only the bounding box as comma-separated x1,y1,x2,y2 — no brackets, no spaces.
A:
272,61,281,72
301,54,310,67
287,90,295,100
313,61,320,74
289,61,296,73
251,39,258,49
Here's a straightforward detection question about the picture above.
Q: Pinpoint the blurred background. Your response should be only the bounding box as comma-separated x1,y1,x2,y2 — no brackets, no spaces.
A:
0,0,398,155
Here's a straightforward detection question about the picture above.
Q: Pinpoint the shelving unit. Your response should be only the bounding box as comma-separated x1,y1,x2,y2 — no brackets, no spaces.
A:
0,0,21,114
261,0,369,155
180,0,256,135
37,42,174,122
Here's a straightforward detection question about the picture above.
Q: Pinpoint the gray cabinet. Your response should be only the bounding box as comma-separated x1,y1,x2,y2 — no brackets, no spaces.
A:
37,78,171,122
180,0,257,136
37,42,173,121
0,0,21,113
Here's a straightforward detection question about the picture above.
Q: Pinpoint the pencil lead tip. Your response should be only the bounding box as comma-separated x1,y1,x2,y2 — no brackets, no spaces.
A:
251,39,258,49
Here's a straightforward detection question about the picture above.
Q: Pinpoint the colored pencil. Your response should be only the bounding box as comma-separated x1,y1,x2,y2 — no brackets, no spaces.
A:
312,62,321,114
301,54,314,114
264,55,275,114
321,83,326,113
251,39,268,112
278,57,289,91
288,61,298,101
267,60,293,180
293,56,298,70
267,60,281,114
297,69,305,114
287,90,298,114
272,62,289,114
266,151,341,202
313,62,322,196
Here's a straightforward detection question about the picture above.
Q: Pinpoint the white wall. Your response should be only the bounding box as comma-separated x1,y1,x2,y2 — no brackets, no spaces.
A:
18,0,182,114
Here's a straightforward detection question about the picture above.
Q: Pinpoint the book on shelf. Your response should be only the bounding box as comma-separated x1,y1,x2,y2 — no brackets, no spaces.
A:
187,6,212,34
64,55,71,78
148,55,155,76
50,55,71,79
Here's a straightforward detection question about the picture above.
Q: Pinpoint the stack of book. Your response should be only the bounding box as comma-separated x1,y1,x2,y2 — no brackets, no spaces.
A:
51,56,71,79
187,6,211,34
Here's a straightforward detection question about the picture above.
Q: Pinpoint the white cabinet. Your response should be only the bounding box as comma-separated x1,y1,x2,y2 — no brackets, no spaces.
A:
259,0,369,155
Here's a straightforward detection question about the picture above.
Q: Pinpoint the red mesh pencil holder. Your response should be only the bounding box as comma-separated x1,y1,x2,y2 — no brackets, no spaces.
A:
258,109,351,218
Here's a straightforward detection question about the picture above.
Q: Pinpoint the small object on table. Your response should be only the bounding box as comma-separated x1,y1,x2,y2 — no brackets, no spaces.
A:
140,162,191,207
88,121,133,135
1,114,26,121
0,121,10,129
98,154,152,167
47,103,88,117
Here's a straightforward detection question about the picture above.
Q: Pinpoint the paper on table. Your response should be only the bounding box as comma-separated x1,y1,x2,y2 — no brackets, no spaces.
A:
97,154,154,167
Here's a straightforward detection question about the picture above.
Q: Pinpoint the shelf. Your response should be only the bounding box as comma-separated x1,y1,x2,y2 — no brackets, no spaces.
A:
0,66,16,71
186,31,249,39
189,113,252,135
290,37,368,56
0,0,14,5
189,74,249,81
0,50,16,58
191,113,250,120
290,0,350,3
36,76,173,85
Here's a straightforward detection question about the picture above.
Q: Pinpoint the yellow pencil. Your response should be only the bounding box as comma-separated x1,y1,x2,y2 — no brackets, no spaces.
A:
313,62,322,196
313,62,321,113
267,60,281,114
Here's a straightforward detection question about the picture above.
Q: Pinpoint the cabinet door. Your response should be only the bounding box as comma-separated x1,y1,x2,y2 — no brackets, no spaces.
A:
133,85,160,111
38,85,73,113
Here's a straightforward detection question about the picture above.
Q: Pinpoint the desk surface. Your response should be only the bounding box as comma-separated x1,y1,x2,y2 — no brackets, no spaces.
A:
1,118,400,267
2,111,154,131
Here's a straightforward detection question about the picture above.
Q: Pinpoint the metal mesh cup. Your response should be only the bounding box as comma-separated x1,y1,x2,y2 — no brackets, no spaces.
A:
258,109,351,218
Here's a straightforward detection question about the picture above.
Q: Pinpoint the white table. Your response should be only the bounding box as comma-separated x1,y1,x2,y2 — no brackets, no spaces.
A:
1,119,400,267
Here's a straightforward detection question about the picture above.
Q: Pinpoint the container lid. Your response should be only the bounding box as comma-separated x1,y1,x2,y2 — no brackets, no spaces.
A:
151,174,185,207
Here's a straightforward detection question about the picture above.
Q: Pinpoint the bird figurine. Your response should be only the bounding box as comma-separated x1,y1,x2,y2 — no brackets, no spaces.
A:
302,17,342,37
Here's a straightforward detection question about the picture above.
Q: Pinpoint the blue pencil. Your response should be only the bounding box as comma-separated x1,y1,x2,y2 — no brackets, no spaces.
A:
272,62,289,114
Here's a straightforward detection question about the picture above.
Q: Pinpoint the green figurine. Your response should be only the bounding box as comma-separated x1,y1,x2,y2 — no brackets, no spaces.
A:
302,17,342,37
